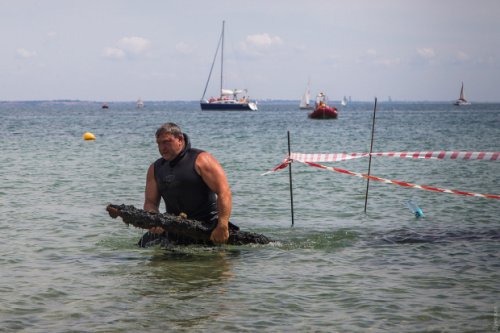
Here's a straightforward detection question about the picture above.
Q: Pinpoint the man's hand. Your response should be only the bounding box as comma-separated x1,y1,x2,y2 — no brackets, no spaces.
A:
149,227,165,234
210,224,229,244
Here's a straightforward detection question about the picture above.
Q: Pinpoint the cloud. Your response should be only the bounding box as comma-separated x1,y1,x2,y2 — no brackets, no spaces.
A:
117,36,151,54
416,47,436,59
455,50,469,62
358,48,400,67
245,33,283,48
374,57,401,66
238,33,283,56
103,47,126,59
238,33,283,57
175,42,194,55
16,48,37,59
103,36,151,59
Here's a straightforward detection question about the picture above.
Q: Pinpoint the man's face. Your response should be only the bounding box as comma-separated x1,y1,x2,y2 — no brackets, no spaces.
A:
156,133,183,161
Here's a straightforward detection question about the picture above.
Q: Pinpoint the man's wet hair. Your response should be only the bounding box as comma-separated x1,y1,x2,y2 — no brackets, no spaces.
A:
155,123,183,139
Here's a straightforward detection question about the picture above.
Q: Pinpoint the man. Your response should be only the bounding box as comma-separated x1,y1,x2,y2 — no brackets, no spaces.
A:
140,122,232,246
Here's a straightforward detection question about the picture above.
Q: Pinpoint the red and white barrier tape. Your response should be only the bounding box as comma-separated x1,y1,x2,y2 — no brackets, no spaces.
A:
262,157,500,199
290,151,500,162
297,160,500,199
370,151,499,160
262,150,500,175
261,158,291,175
290,152,367,162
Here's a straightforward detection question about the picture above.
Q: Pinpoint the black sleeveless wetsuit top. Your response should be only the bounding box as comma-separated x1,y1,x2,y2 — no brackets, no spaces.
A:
153,134,218,226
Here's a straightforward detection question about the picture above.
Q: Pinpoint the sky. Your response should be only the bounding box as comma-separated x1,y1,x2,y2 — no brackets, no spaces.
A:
2,0,500,102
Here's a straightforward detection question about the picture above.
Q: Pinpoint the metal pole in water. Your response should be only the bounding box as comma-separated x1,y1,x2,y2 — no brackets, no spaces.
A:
287,131,295,227
364,97,378,213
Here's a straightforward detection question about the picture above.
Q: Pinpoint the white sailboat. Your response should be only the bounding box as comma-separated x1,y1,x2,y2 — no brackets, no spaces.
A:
341,96,348,106
200,21,258,111
136,97,144,109
454,82,471,106
299,80,313,110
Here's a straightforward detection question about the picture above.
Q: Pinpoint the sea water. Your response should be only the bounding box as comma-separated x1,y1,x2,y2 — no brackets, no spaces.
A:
0,101,499,332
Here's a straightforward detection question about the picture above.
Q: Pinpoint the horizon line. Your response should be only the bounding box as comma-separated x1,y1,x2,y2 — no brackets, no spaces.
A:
1,99,498,103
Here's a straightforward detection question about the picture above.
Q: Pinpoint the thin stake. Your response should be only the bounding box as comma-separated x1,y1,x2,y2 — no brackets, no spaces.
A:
364,97,378,213
287,131,295,227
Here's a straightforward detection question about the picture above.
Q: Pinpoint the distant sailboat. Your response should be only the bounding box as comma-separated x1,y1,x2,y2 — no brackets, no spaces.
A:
299,80,313,110
136,98,144,109
454,82,471,106
200,21,257,111
341,96,348,106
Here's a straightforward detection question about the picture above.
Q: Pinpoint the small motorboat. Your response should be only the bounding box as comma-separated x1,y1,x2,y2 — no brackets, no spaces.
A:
308,93,338,119
101,103,109,109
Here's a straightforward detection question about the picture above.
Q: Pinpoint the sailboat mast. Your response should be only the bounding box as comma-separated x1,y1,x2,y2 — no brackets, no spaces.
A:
220,21,225,98
200,22,224,101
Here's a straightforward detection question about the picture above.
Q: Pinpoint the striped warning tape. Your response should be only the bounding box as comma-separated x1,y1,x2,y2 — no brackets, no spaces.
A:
296,160,500,199
370,151,499,160
290,151,500,162
290,152,367,162
261,158,292,175
262,150,500,175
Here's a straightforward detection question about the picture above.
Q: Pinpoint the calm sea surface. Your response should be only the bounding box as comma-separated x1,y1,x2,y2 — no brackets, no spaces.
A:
1,100,499,332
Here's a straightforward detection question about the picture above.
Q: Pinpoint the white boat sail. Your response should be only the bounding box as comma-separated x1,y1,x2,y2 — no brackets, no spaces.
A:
341,96,348,106
136,97,144,109
200,21,258,111
454,82,471,106
299,79,313,110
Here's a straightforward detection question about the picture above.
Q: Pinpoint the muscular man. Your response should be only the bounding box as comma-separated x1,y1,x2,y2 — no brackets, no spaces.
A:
141,122,232,246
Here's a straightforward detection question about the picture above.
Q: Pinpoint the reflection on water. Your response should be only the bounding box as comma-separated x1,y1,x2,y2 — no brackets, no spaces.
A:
370,226,500,244
133,249,237,297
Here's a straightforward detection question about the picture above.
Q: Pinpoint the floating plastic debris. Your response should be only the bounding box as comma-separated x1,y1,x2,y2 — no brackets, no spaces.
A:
405,200,424,218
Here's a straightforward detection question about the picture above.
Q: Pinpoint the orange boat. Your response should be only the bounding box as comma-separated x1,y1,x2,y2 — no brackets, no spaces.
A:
308,93,338,119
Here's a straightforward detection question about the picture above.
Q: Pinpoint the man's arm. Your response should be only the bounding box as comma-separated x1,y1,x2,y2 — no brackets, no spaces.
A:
144,163,161,212
195,152,232,244
144,163,164,234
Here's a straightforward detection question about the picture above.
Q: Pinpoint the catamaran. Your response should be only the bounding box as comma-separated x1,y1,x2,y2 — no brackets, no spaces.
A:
200,21,257,111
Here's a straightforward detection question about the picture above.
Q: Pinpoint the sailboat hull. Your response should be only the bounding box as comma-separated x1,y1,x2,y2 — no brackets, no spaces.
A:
454,99,471,106
200,101,257,111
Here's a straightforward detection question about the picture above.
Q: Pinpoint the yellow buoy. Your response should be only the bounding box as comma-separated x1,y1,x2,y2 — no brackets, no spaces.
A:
83,132,96,140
